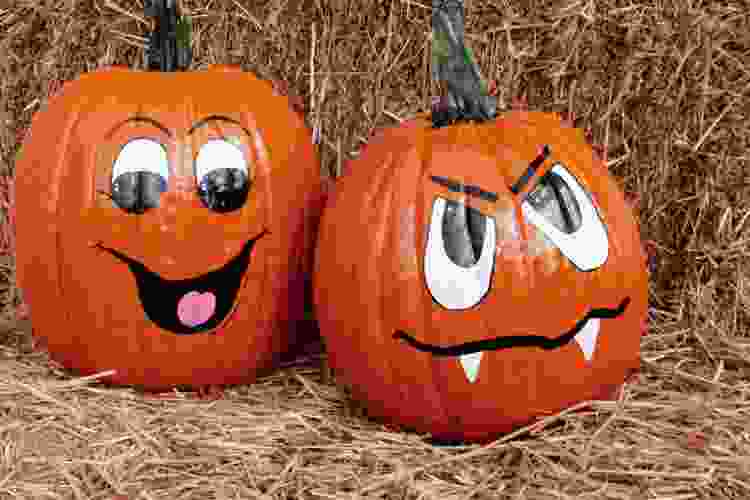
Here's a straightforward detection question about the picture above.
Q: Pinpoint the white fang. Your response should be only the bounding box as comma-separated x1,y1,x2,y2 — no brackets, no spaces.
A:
459,352,483,383
573,318,600,362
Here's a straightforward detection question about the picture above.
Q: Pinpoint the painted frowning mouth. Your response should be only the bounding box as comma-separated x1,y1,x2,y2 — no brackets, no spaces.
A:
393,297,630,382
94,229,268,334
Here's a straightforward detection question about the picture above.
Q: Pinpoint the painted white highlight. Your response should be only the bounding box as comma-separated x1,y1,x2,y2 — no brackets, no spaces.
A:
573,317,600,362
424,198,496,310
112,138,169,181
195,138,247,182
459,352,483,383
521,163,608,271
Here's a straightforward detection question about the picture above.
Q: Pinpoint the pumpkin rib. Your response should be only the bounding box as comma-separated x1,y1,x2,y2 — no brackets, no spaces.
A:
415,124,457,433
341,141,401,420
371,152,407,419
383,139,455,433
15,88,85,356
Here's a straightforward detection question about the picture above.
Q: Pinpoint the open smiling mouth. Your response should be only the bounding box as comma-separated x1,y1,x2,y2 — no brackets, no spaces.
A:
94,229,268,335
393,297,630,382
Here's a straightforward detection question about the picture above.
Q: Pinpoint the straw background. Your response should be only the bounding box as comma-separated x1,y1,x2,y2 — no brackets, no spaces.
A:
1,0,749,498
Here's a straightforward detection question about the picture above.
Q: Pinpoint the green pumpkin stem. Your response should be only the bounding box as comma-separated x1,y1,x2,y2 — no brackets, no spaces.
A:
431,0,496,128
145,0,192,72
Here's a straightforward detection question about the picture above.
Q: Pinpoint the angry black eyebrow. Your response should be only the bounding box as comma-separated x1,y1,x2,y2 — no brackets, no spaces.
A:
510,145,551,195
429,175,499,202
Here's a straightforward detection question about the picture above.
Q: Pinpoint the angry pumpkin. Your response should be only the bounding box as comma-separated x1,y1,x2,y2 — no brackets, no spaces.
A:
314,111,649,442
13,66,324,391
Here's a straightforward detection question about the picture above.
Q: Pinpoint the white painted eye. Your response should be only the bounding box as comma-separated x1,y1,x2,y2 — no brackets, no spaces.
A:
112,138,169,181
424,197,496,310
195,138,248,183
521,163,608,271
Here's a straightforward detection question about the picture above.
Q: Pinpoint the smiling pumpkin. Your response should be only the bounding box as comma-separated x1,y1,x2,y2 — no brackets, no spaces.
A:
314,112,649,442
14,66,324,391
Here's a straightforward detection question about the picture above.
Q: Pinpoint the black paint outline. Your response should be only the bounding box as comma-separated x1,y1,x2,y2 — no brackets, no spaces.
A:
94,229,268,334
393,296,630,356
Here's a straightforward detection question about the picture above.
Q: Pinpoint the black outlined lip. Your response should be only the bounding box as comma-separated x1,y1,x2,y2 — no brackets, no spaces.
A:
94,229,268,334
393,296,629,356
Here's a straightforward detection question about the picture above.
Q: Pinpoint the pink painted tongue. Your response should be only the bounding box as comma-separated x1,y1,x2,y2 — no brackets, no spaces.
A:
177,291,217,327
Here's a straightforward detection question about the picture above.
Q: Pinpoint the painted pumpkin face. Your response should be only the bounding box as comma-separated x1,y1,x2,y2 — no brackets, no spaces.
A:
14,66,324,390
314,111,648,442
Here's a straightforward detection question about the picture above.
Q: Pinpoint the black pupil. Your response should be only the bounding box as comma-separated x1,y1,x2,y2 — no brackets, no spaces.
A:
197,168,249,213
526,172,582,234
442,199,486,268
111,171,167,214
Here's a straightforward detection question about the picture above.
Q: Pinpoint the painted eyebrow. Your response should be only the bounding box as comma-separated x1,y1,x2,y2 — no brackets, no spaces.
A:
429,175,499,202
112,116,173,138
188,115,246,135
510,144,551,195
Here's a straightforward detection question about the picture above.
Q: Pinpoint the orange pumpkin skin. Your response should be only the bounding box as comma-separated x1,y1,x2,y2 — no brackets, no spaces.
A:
14,66,324,390
314,111,648,442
